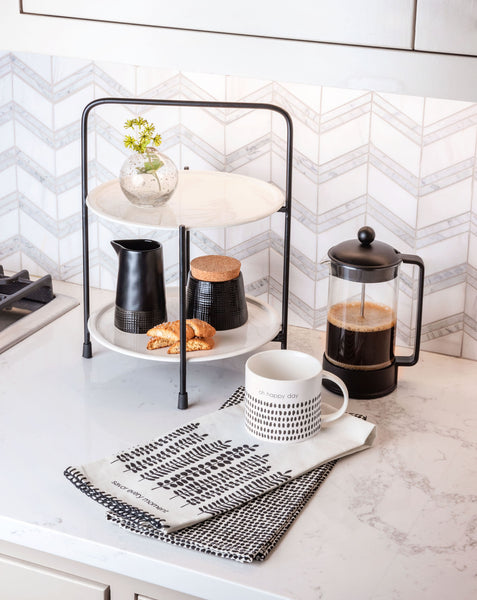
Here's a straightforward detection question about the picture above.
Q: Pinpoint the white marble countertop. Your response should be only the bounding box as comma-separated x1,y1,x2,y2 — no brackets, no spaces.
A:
0,281,476,600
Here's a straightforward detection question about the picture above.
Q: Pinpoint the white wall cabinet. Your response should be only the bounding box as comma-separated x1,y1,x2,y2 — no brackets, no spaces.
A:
0,553,109,600
21,0,416,50
3,0,477,103
415,0,477,56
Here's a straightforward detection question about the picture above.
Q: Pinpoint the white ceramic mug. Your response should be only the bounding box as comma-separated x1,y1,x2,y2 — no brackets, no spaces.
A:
245,350,349,443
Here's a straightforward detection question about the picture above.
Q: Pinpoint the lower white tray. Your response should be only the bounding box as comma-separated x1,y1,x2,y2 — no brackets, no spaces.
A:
88,288,281,363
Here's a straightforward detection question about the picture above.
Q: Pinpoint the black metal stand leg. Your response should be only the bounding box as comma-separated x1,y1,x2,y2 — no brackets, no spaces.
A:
178,225,189,410
81,105,92,359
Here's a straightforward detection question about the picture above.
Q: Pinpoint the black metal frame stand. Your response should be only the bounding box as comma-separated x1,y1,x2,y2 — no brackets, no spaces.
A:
80,98,294,409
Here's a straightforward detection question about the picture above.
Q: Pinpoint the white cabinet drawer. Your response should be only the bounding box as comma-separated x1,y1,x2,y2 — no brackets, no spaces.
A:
0,553,109,600
415,0,477,56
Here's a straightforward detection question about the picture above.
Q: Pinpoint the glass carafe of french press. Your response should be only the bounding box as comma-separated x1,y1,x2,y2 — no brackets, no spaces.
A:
322,227,425,399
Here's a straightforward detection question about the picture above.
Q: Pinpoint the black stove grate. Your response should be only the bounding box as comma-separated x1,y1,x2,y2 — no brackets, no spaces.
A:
0,266,54,313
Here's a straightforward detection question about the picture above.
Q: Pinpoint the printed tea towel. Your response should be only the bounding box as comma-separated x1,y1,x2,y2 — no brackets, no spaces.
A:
65,389,376,534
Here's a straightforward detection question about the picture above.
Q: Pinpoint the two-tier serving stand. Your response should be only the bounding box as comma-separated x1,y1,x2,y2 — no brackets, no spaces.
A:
80,98,293,410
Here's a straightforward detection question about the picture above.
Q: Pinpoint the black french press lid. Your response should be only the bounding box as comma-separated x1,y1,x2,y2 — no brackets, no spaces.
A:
328,226,402,283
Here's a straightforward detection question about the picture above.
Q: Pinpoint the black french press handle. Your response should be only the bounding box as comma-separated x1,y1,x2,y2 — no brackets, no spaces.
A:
395,254,425,367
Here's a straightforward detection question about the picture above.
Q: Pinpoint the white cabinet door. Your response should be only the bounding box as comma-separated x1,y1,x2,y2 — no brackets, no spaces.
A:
415,0,477,56
22,0,415,49
0,553,109,600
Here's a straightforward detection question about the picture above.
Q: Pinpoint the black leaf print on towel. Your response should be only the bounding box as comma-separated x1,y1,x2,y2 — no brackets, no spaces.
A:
123,433,218,474
113,422,201,463
135,440,232,478
155,454,273,505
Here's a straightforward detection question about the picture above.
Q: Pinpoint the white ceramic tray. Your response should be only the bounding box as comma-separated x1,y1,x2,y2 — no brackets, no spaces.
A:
87,170,284,231
88,288,281,363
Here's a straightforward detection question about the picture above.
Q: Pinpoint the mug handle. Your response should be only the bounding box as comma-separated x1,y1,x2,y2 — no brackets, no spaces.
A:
321,371,349,423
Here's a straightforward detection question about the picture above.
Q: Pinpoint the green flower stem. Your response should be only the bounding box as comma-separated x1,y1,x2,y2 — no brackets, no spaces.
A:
146,147,161,191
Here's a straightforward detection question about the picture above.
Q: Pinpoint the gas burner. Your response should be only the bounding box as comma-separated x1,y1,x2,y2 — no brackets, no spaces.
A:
0,266,55,331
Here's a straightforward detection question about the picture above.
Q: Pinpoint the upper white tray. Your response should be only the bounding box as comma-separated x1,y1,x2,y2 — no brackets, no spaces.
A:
87,170,284,230
88,288,281,363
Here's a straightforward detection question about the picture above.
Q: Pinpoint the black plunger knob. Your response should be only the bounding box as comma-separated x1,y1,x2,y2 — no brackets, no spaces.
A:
358,226,375,247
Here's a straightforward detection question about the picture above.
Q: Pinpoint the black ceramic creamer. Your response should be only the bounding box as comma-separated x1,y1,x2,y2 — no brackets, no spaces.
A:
112,239,167,334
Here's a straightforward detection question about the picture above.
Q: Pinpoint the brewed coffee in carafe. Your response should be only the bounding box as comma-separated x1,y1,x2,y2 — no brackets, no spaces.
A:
322,227,425,399
326,300,396,371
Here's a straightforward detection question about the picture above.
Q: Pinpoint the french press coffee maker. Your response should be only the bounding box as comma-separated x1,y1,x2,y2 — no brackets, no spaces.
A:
322,227,425,399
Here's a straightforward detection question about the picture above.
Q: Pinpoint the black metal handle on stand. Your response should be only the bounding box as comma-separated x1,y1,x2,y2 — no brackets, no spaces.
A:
395,255,425,367
80,97,293,408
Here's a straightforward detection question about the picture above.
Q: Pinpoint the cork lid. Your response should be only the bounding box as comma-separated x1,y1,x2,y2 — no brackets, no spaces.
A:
190,255,241,282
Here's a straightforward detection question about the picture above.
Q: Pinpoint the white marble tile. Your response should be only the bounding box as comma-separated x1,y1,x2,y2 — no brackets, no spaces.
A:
182,71,226,101
20,211,59,264
14,52,52,83
461,333,477,360
368,165,418,227
316,216,364,268
225,75,272,102
0,165,16,196
57,187,81,221
421,126,476,178
16,122,55,176
181,107,225,154
321,87,368,115
424,96,475,127
180,146,220,172
17,169,57,221
292,171,318,218
319,164,367,214
319,113,370,165
136,66,180,96
417,233,468,276
423,284,465,324
375,90,425,124
95,60,136,96
55,139,80,178
228,152,271,182
53,84,95,130
226,218,269,250
13,74,53,129
0,208,18,239
421,330,463,357
58,228,82,267
225,109,271,155
51,56,92,83
467,231,477,268
371,114,421,177
1,251,21,272
289,216,316,260
272,111,318,163
418,178,472,228
0,69,12,104
240,248,269,288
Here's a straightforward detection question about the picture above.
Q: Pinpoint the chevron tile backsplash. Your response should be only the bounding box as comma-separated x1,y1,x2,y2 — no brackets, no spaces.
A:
1,50,476,360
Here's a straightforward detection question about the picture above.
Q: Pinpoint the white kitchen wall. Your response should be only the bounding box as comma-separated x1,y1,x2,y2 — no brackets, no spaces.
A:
1,50,476,360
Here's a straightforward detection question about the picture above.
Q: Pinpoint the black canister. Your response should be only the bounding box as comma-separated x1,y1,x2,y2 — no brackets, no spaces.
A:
186,255,248,331
112,239,167,334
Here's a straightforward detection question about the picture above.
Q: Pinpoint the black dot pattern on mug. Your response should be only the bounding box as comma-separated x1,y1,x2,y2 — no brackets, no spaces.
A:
245,392,321,442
